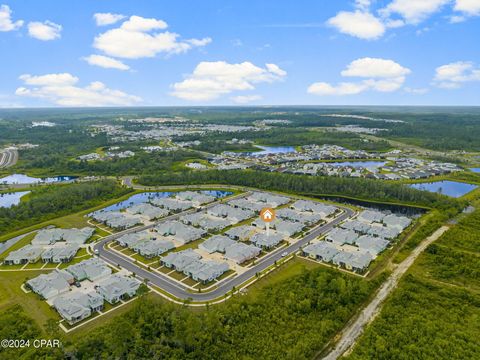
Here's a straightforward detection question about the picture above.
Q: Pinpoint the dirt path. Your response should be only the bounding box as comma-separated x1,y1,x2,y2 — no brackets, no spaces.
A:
321,225,450,360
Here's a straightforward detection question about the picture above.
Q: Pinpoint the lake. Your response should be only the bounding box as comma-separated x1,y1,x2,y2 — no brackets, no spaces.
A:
470,168,480,173
0,174,77,185
329,161,386,169
409,181,478,198
253,146,297,156
99,190,233,212
0,191,30,208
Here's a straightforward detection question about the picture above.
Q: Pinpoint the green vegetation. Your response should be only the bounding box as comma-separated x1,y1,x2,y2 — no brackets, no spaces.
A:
70,267,383,360
139,170,463,210
346,209,480,359
0,180,131,236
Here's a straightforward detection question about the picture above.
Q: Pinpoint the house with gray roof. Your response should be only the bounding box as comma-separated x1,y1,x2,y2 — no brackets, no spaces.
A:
355,235,389,256
181,213,231,231
199,235,236,254
382,214,412,230
274,219,304,237
275,208,322,224
150,197,192,212
32,227,94,245
91,211,143,230
95,274,141,304
175,191,215,206
248,192,290,207
250,233,284,249
228,198,265,212
303,241,339,262
185,260,230,284
224,242,261,264
340,220,371,234
126,203,169,220
53,291,104,325
160,249,202,271
225,225,256,241
207,204,254,223
326,228,358,245
116,231,151,248
26,270,74,299
4,245,44,265
291,200,338,218
155,221,206,244
332,251,373,273
66,258,111,282
357,210,386,224
134,239,175,258
366,225,400,240
41,244,80,263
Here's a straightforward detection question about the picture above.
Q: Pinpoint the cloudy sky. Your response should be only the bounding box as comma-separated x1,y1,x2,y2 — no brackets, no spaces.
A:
1,0,479,107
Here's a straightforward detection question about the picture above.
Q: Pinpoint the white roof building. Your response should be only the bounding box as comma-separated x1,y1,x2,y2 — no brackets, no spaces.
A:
199,235,236,254
66,258,112,282
224,242,261,264
27,270,74,299
95,274,141,304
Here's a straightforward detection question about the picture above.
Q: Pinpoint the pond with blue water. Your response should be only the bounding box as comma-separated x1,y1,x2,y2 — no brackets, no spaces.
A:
409,180,477,198
470,168,480,173
0,174,77,185
252,146,297,156
0,191,30,208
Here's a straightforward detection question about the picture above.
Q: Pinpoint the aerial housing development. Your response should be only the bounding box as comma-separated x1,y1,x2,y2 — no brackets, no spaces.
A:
1,1,480,358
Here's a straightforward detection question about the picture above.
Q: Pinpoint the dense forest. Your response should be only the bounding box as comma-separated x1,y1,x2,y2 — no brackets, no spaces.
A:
0,180,130,235
0,306,62,359
345,274,480,360
139,170,462,210
69,266,383,360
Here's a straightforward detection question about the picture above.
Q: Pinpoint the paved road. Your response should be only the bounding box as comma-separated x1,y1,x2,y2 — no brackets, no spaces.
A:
0,149,18,169
321,225,450,360
93,192,355,302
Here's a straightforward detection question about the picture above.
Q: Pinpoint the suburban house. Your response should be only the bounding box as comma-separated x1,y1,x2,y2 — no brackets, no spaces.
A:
4,245,44,265
95,274,141,304
53,291,104,325
26,270,74,299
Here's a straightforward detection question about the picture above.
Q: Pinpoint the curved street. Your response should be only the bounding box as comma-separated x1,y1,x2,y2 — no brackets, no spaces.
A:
92,190,355,302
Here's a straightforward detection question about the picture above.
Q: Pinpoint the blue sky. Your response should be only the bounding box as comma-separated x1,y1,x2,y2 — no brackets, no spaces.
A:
0,0,479,107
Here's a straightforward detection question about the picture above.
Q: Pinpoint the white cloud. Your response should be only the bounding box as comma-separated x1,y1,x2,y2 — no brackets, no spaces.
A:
83,54,130,70
341,57,411,78
308,57,410,96
380,0,450,24
231,95,263,104
16,73,141,106
454,0,480,15
93,15,211,59
171,61,286,101
0,4,23,31
93,13,126,26
308,82,368,96
28,21,62,40
327,11,385,40
433,61,480,88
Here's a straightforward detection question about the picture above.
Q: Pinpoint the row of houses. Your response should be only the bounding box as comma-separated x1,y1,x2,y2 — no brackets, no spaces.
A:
32,227,95,245
303,242,373,273
116,231,175,258
3,227,95,265
199,235,262,264
303,209,413,273
90,211,144,230
26,258,141,325
160,249,230,283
